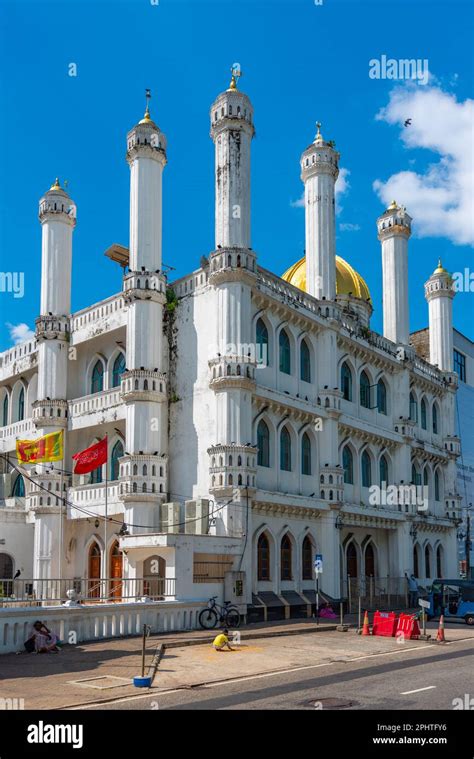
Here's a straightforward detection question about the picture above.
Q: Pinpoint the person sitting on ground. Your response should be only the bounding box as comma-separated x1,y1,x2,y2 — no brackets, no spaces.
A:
212,628,234,651
27,621,60,653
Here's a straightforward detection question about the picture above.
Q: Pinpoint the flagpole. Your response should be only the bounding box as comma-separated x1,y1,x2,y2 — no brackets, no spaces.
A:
59,464,64,596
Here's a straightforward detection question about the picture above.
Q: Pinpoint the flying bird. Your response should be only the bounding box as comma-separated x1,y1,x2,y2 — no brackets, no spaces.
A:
404,119,412,127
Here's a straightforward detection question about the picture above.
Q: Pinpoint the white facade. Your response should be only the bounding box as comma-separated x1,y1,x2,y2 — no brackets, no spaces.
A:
0,75,463,612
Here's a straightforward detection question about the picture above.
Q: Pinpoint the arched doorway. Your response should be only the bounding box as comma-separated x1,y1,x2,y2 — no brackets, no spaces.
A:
0,553,13,597
413,544,420,578
88,543,101,598
365,543,375,578
436,545,443,578
280,534,292,581
347,542,358,578
143,555,166,599
109,541,123,599
257,533,270,581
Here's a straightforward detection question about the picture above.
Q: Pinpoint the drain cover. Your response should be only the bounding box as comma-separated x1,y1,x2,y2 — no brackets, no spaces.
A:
301,697,358,709
68,676,132,690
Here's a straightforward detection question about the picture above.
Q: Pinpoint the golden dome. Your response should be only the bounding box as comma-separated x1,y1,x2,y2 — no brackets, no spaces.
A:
433,257,448,275
282,255,371,303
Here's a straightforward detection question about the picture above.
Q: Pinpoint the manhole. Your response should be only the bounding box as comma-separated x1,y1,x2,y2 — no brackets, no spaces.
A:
300,697,359,709
68,676,132,690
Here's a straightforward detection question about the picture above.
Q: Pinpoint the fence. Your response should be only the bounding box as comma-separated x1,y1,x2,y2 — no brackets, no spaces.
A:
192,561,233,584
344,576,410,612
0,577,176,607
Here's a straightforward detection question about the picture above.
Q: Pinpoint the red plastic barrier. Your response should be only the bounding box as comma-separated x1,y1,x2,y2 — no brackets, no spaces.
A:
396,613,420,641
372,610,398,637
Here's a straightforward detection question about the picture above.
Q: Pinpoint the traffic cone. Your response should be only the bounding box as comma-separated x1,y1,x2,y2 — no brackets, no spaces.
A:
362,610,371,636
436,614,446,643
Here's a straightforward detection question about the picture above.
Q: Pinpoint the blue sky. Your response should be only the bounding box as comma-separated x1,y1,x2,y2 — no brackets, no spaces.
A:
0,0,473,350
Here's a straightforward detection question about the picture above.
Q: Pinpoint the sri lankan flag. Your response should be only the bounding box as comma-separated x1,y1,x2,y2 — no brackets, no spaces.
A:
16,431,63,464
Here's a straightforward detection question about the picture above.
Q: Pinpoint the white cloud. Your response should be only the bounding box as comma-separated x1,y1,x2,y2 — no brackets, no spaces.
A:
373,84,474,246
339,222,361,232
290,166,350,212
6,322,35,345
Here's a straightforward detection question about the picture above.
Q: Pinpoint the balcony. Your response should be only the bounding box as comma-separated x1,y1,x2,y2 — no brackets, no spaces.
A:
70,293,127,345
0,418,34,446
0,340,37,382
68,481,122,518
68,388,125,430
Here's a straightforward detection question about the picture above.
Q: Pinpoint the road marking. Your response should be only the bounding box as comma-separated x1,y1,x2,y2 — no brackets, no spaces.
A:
400,685,437,695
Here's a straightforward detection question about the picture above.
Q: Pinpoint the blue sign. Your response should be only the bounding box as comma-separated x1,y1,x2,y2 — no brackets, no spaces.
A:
314,554,323,573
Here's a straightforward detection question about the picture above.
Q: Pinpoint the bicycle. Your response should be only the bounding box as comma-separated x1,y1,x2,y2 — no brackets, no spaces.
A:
198,596,241,630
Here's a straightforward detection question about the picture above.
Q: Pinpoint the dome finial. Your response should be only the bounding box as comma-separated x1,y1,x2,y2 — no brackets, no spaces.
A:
315,121,323,143
388,199,398,210
228,63,242,91
139,88,152,124
50,177,61,191
434,257,447,274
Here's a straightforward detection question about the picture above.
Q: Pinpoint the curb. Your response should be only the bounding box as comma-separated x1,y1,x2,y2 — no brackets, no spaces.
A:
152,623,342,649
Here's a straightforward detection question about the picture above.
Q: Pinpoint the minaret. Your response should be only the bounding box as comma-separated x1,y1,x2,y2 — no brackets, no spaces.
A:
424,259,455,371
208,69,257,577
377,200,412,345
30,179,76,583
119,92,169,535
300,122,339,300
211,67,255,248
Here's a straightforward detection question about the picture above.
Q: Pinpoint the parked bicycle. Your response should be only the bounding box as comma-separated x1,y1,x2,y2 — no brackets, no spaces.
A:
198,596,240,629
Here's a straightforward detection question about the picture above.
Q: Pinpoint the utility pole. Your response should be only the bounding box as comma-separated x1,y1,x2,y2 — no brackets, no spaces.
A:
466,507,472,580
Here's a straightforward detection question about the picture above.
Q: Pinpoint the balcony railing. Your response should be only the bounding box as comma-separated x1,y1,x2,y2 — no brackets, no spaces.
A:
68,388,123,419
0,577,176,606
0,418,34,441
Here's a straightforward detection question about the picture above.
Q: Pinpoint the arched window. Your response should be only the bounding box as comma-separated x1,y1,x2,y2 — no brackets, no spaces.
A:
0,553,13,579
377,379,387,414
420,398,427,430
413,545,419,577
434,471,440,501
360,371,370,408
343,446,353,484
436,545,443,578
412,464,421,486
257,420,270,467
361,450,372,487
365,543,375,577
279,329,291,374
256,318,269,366
280,534,292,580
257,533,270,581
12,474,25,497
280,427,291,471
2,394,8,427
91,360,104,394
112,353,126,388
341,362,352,401
379,455,388,486
301,432,311,475
300,339,311,382
90,445,103,484
347,542,358,578
423,468,429,487
432,404,438,434
409,392,418,423
110,440,124,481
425,545,431,578
302,536,312,580
18,387,25,421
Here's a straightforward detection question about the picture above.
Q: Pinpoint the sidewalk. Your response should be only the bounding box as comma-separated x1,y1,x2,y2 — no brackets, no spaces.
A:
0,615,471,710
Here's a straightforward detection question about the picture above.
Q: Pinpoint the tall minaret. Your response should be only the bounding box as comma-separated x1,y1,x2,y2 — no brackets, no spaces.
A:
300,122,339,300
30,179,76,583
119,92,169,536
424,259,455,371
208,69,257,588
211,67,255,248
377,200,412,345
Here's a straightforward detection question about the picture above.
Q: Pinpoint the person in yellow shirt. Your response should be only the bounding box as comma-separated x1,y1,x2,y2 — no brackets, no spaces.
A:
212,628,234,651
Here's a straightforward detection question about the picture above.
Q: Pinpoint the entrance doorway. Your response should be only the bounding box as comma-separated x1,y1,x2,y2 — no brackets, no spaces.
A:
109,541,123,599
88,543,101,598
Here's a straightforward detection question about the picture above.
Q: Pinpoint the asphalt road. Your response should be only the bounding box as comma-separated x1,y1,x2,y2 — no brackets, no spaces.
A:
92,636,474,711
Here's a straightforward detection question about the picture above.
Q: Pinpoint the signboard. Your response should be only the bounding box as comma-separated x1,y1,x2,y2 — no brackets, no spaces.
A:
418,599,430,609
314,554,323,574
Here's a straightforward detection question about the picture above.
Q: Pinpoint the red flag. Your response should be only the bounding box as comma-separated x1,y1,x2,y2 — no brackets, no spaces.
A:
72,438,108,474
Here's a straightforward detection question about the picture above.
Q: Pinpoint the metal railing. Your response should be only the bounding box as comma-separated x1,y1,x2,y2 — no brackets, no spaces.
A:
345,576,411,612
0,577,176,606
192,561,233,583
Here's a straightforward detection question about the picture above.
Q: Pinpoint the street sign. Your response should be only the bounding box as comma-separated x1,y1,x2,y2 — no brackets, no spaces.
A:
314,554,323,574
418,599,430,609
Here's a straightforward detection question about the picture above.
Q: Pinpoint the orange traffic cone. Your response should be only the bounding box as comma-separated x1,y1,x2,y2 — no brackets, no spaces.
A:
436,614,446,643
362,610,371,636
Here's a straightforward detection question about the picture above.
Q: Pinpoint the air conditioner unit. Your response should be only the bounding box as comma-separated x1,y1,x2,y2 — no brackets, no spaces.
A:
160,502,180,534
184,498,210,535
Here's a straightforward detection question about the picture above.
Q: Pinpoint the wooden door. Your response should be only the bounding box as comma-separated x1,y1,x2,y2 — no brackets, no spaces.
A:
109,542,122,599
88,544,101,599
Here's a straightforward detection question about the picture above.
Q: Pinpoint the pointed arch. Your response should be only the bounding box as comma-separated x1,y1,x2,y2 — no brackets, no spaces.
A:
300,338,311,383
110,439,124,481
12,473,25,497
257,419,270,467
341,361,353,401
257,531,271,581
342,444,354,484
361,448,372,488
279,328,291,374
377,377,388,414
256,316,270,367
360,370,371,408
111,352,126,388
280,532,294,581
301,431,312,475
280,425,292,471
